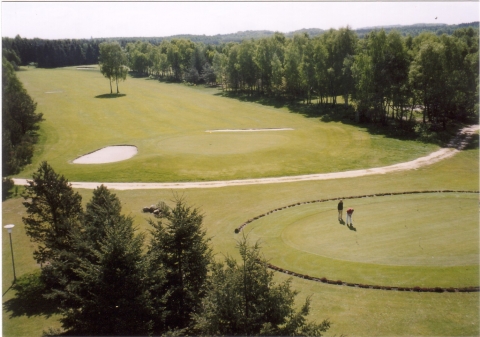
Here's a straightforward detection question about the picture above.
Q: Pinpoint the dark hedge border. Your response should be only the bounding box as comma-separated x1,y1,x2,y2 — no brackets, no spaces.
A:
235,190,480,293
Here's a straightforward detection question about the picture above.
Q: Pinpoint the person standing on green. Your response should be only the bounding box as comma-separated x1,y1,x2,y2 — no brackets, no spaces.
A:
337,200,344,221
346,208,354,225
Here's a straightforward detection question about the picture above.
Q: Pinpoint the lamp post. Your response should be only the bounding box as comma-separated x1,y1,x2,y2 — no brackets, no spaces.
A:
4,224,16,283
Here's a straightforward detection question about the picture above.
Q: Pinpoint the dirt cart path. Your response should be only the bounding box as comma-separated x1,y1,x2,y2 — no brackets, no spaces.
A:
13,125,478,190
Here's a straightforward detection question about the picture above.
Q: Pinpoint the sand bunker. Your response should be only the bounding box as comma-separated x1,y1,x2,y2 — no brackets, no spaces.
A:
76,66,97,70
73,146,137,164
45,91,63,94
206,128,294,132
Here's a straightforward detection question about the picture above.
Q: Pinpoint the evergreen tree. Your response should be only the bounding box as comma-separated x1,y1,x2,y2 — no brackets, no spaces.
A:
57,185,162,335
193,236,331,336
22,161,83,264
61,215,152,335
2,57,43,176
147,198,212,331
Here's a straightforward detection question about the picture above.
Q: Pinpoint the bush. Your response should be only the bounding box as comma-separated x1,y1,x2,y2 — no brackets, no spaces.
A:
12,271,47,299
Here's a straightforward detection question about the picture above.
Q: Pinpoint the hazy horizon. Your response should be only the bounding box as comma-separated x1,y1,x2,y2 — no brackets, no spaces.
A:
2,2,479,40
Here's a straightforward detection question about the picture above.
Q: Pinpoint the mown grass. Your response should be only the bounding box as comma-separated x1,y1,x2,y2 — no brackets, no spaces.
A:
15,66,439,182
245,193,478,287
3,66,478,336
3,145,478,337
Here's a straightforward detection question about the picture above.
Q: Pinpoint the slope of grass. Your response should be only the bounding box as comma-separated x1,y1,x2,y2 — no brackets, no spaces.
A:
16,66,438,182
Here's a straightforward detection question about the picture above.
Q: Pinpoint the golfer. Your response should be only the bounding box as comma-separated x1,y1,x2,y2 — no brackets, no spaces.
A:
346,208,354,225
337,200,344,221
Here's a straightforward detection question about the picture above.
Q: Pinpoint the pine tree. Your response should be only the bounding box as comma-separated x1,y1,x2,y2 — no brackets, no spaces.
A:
147,198,212,331
193,236,331,336
59,186,158,335
61,215,152,335
22,161,83,264
2,56,43,176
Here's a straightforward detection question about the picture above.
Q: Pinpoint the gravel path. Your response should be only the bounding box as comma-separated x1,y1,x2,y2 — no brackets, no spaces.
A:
13,125,478,190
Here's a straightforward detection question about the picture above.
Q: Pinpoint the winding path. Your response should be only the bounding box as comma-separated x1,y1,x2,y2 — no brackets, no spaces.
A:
12,125,478,190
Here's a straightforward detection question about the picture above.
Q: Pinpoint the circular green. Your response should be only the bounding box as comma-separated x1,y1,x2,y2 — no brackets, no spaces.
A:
245,193,479,287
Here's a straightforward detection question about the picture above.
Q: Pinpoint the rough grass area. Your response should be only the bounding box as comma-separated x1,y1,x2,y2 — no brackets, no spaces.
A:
16,66,438,182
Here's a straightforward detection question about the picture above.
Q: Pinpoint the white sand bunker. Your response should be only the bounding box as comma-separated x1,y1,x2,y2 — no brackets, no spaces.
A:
73,146,137,164
206,128,294,133
45,91,63,94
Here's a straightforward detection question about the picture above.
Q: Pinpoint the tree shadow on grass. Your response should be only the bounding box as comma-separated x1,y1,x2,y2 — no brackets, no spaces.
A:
95,93,126,99
463,133,479,150
213,91,470,147
3,272,60,319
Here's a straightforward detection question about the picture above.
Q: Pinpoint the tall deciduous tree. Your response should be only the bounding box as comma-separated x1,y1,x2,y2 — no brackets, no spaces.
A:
147,198,212,331
193,236,331,336
99,42,128,94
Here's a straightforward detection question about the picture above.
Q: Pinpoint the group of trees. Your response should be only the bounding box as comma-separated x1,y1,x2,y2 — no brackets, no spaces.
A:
4,22,476,69
121,26,479,129
124,39,218,85
2,35,101,68
2,57,44,198
4,24,478,130
98,42,128,94
20,161,330,336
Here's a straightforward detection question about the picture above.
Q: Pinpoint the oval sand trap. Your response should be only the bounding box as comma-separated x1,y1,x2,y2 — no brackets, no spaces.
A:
73,146,137,164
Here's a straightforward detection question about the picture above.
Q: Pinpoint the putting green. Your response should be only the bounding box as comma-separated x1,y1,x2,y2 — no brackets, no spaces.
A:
158,132,291,155
244,192,479,287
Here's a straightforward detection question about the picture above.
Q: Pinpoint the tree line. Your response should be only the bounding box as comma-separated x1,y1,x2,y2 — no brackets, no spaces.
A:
17,161,331,336
121,26,478,129
2,35,102,69
4,22,477,69
2,57,44,198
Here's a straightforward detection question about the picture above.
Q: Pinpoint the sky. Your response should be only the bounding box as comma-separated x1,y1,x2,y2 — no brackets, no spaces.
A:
2,1,479,40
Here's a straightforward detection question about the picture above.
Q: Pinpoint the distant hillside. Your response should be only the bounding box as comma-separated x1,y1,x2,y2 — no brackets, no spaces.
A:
354,21,478,38
109,22,478,45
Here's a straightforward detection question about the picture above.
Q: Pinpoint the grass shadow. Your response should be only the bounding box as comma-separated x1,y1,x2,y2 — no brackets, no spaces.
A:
95,93,126,99
347,223,357,231
3,272,60,319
